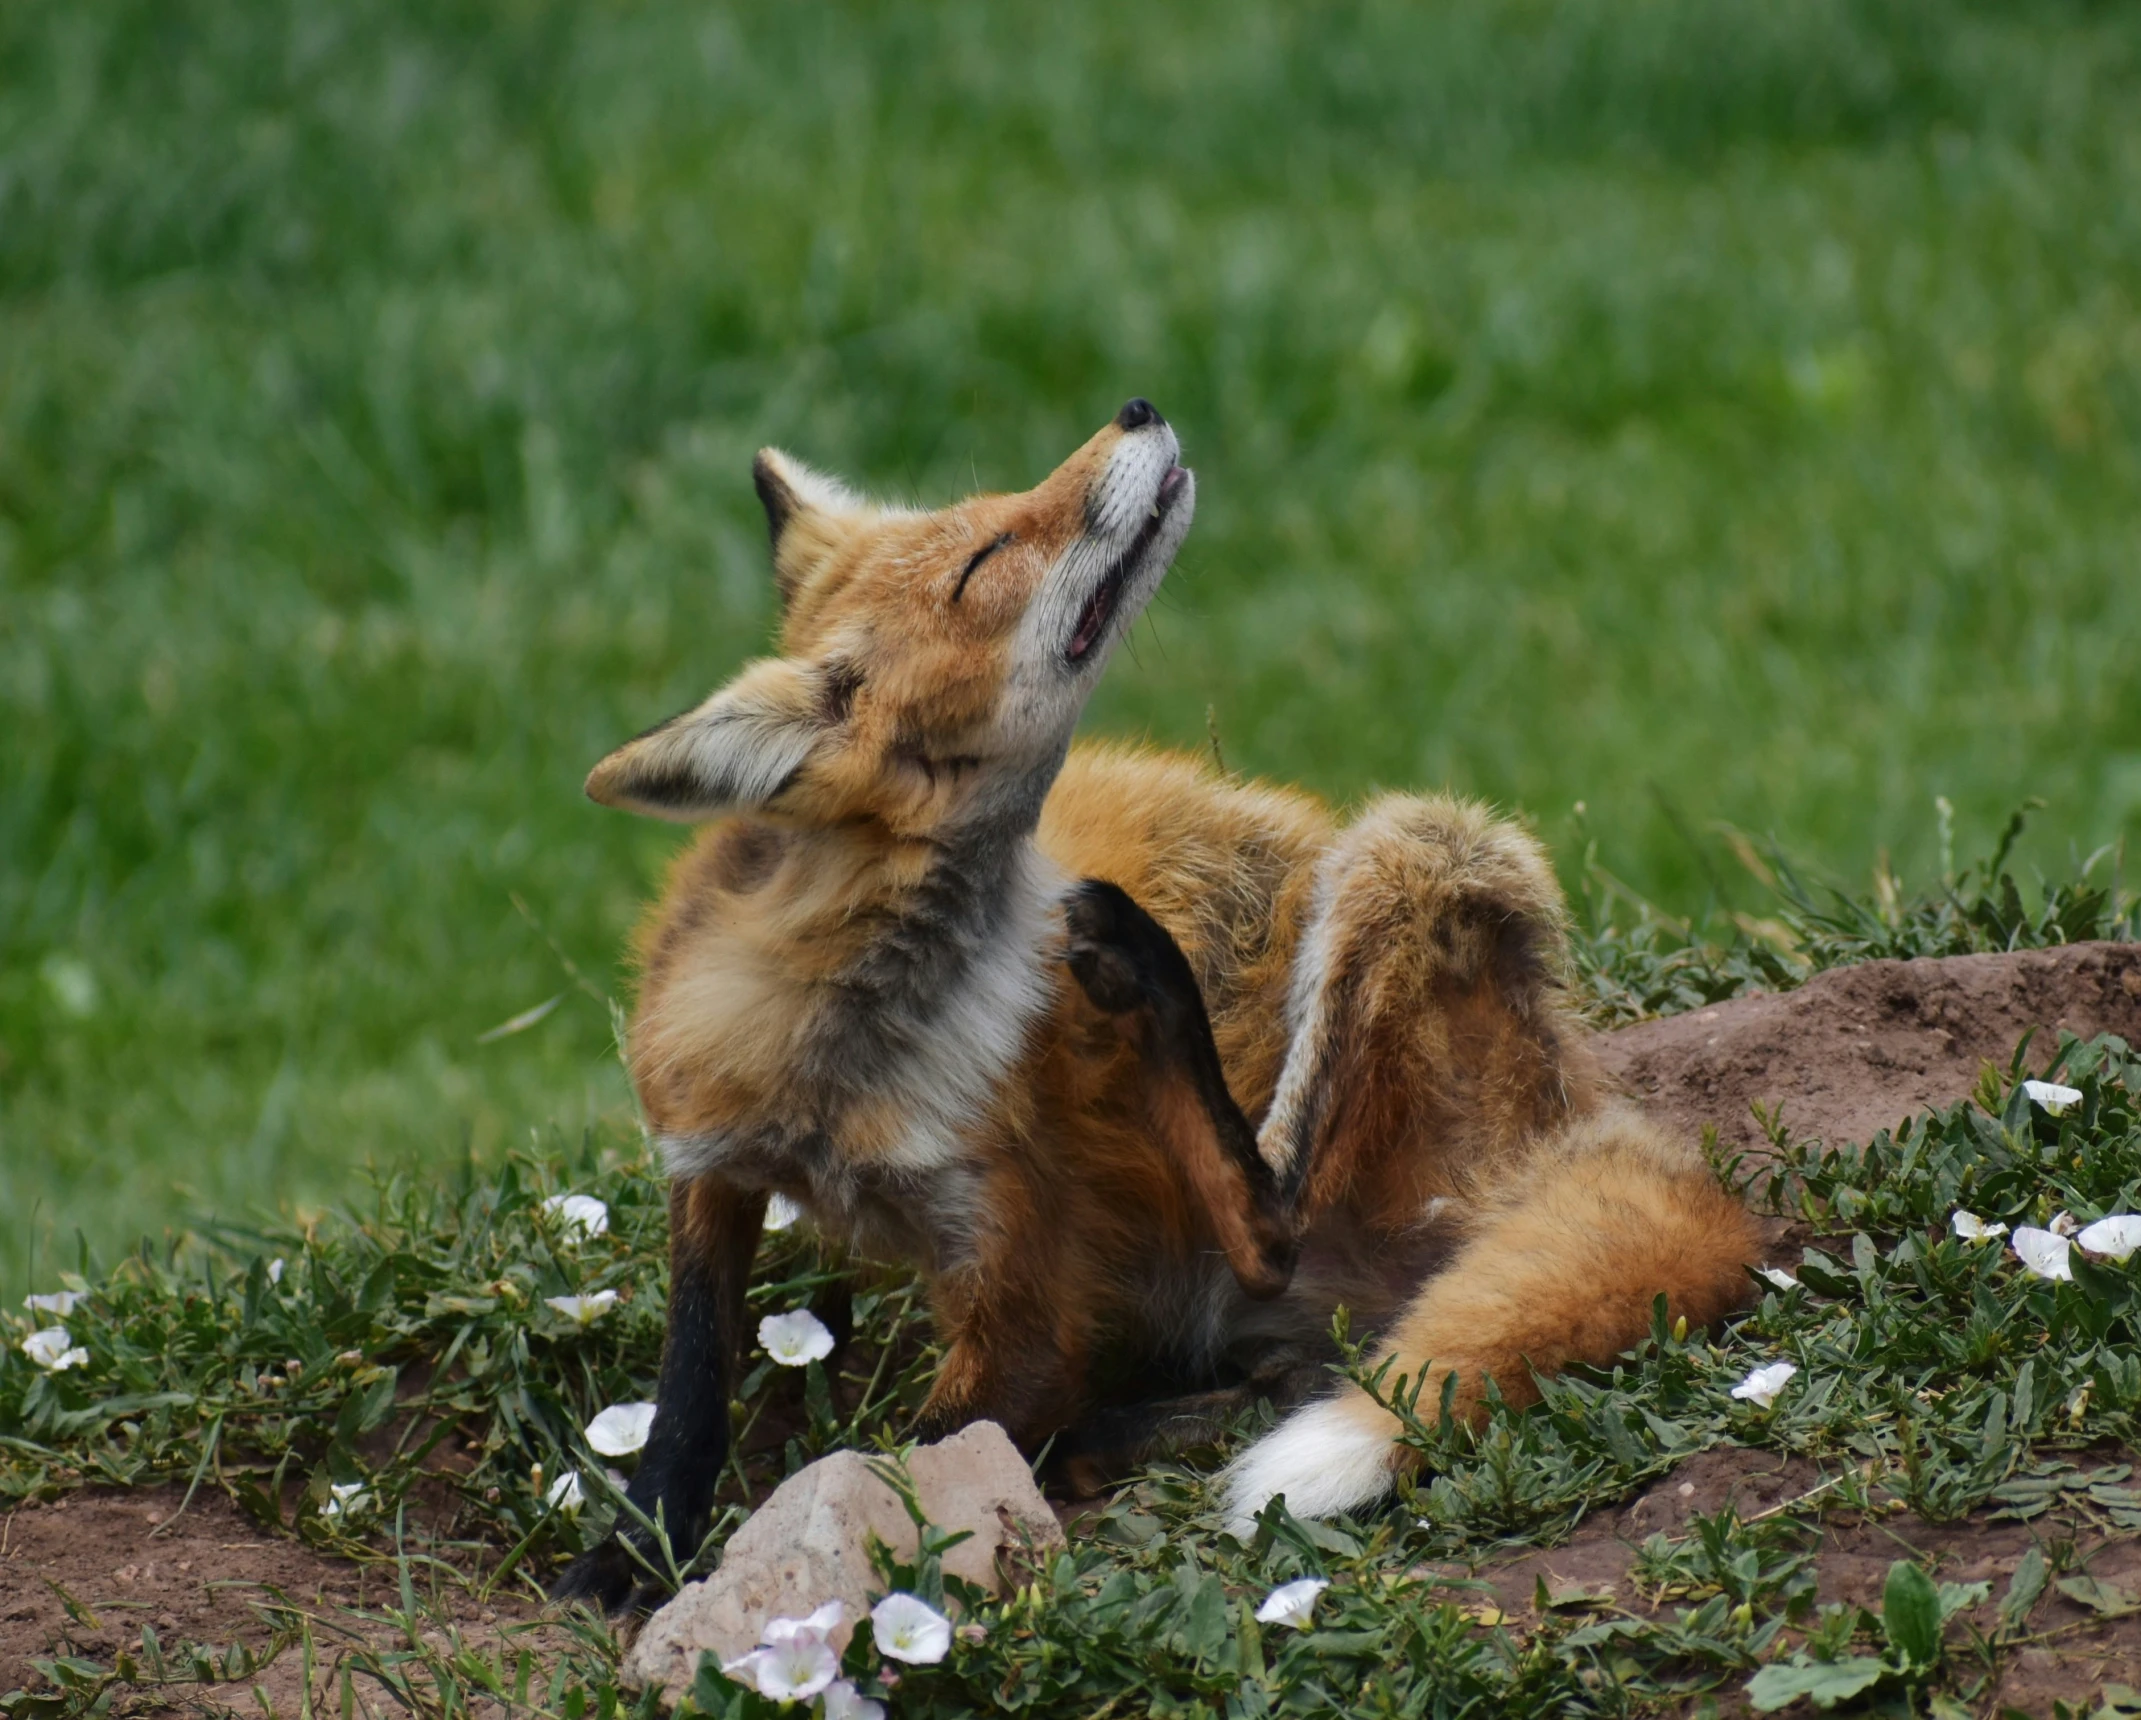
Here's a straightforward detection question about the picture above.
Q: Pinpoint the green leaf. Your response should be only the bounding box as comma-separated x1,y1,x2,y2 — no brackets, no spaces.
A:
1880,1560,1943,1668
1999,1546,2047,1635
2055,1574,2141,1617
1746,1657,1888,1711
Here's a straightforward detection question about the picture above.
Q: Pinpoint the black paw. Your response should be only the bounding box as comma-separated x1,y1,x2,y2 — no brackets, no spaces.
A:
550,1537,635,1613
1064,879,1201,1025
550,1537,666,1617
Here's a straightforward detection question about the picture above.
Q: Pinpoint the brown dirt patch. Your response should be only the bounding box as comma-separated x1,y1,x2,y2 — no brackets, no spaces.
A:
1597,939,2141,1162
0,1485,564,1713
1416,1445,2141,1713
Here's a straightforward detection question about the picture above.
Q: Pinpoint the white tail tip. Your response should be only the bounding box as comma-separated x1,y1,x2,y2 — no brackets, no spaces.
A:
1222,1395,1397,1535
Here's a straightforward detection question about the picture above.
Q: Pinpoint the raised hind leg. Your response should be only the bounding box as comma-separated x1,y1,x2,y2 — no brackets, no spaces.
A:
1255,794,1600,1217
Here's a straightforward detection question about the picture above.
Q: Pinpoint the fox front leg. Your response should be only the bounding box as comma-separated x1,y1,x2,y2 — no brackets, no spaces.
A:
1064,878,1297,1298
550,1178,765,1615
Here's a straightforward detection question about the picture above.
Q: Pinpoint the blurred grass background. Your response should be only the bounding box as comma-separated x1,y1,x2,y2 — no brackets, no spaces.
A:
4,0,2140,1285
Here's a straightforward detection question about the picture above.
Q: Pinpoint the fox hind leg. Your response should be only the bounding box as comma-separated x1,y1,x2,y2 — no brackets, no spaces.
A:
1256,794,1595,1210
1065,877,1296,1298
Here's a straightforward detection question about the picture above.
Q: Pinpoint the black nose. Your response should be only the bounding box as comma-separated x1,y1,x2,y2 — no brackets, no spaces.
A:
1115,397,1164,432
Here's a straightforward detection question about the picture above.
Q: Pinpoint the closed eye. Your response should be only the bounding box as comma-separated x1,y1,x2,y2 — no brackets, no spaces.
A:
951,532,1014,604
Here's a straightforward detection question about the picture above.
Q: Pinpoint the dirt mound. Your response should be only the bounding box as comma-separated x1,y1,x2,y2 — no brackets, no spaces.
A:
1598,940,2141,1160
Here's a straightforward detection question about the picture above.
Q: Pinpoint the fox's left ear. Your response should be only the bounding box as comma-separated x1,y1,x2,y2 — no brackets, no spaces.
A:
754,448,866,610
586,657,837,821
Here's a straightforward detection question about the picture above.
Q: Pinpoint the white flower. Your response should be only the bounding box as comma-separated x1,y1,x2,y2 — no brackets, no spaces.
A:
2012,1226,2074,1281
1255,1576,1330,1629
546,1469,585,1514
2022,1080,2084,1117
322,1481,370,1521
760,1309,836,1368
765,1193,803,1232
1730,1361,1798,1408
821,1681,884,1720
542,1194,610,1240
2078,1215,2141,1262
1951,1210,2009,1243
2050,1210,2079,1237
544,1291,619,1326
24,1291,82,1318
267,1258,285,1284
1757,1267,1801,1291
585,1401,658,1456
22,1327,88,1372
871,1593,953,1665
723,1637,839,1703
765,1600,846,1645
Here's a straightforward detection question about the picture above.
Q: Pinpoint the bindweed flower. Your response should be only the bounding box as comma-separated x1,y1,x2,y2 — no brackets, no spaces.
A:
544,1291,619,1326
1951,1210,2008,1244
764,1193,803,1232
2021,1079,2084,1117
765,1600,846,1645
723,1636,839,1704
322,1481,371,1521
542,1194,610,1240
1757,1267,1801,1291
760,1309,836,1367
268,1258,285,1284
585,1401,658,1456
871,1593,953,1664
2078,1215,2141,1262
1730,1361,1798,1408
2050,1211,2080,1238
721,1602,848,1703
1255,1577,1330,1629
2012,1226,2074,1281
546,1469,585,1514
22,1327,88,1372
821,1681,885,1720
24,1290,83,1318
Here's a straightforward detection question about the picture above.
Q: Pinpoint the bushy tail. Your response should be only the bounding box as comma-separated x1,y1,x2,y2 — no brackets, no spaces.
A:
1223,1106,1758,1531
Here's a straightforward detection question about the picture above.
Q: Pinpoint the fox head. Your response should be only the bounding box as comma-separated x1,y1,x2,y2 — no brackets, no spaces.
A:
587,400,1194,838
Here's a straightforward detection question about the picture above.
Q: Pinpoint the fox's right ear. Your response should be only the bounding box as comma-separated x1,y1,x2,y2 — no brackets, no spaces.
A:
586,657,828,822
753,448,865,610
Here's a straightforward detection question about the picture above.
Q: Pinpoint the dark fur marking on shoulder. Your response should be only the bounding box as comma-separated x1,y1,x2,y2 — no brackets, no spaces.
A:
712,822,786,895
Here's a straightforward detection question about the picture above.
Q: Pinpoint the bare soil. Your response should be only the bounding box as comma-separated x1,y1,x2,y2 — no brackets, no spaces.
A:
1597,939,2141,1163
8,940,2141,1709
1420,1446,2141,1715
0,1484,559,1712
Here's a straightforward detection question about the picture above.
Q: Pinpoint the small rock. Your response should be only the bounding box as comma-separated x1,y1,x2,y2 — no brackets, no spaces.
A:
623,1421,1064,1698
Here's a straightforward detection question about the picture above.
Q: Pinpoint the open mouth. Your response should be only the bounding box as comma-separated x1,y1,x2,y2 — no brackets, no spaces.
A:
1066,465,1188,664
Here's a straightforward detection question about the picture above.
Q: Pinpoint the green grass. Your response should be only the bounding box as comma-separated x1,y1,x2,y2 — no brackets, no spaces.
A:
7,0,2141,1277
9,1027,2141,1716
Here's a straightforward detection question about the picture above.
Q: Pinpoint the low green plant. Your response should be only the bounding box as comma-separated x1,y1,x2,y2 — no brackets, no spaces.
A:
9,1034,2141,1717
1574,802,2136,1026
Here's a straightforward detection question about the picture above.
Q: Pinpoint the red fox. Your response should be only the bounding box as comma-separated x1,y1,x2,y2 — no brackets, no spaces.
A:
555,400,1758,1610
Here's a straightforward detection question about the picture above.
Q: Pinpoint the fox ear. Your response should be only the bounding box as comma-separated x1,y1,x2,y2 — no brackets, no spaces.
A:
586,657,829,821
753,448,866,609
